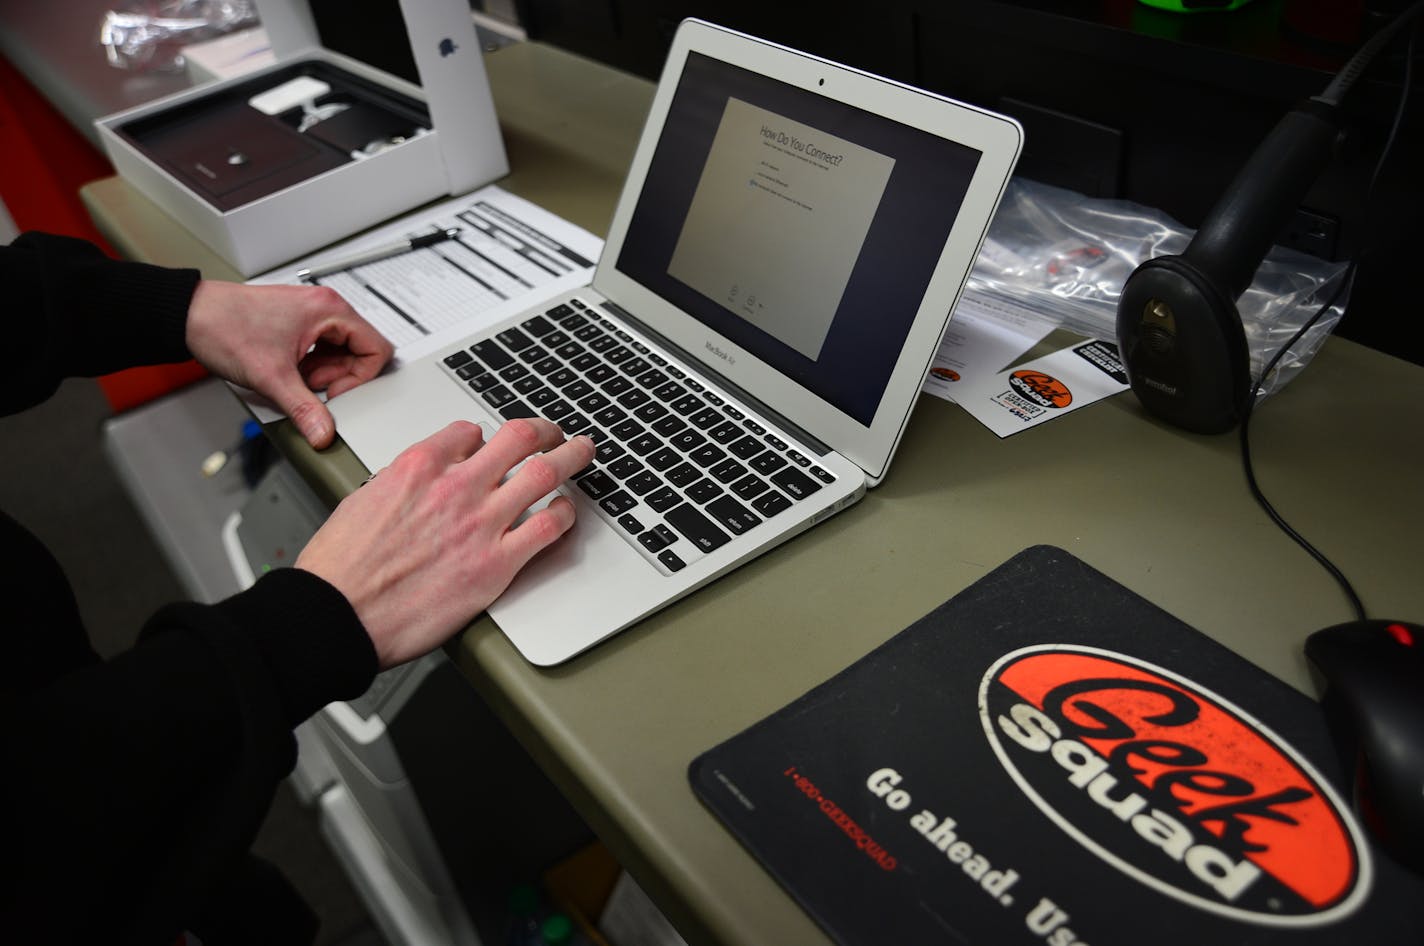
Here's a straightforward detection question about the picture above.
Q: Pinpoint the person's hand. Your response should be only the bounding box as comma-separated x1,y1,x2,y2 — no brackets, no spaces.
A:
294,418,595,668
185,280,393,449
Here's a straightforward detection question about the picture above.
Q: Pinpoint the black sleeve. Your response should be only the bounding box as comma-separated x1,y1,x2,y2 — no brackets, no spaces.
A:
1,231,200,415
3,567,379,944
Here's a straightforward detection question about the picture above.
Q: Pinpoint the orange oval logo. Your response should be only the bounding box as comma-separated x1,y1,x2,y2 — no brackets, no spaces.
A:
979,646,1370,927
1008,370,1072,408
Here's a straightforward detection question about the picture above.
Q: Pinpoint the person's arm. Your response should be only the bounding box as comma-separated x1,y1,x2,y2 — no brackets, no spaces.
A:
2,232,198,414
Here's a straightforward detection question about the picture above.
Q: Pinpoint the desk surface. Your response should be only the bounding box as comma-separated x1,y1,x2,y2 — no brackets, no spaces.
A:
82,40,1424,946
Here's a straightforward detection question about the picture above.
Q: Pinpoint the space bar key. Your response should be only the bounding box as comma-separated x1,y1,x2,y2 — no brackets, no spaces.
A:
665,503,731,554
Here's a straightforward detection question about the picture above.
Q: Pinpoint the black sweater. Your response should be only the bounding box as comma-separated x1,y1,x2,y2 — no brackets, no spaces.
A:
1,233,379,943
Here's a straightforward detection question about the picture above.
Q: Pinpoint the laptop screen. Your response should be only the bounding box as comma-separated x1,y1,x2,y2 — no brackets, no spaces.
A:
615,51,983,426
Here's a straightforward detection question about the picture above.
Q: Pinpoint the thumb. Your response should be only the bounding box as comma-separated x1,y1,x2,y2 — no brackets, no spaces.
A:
274,381,336,449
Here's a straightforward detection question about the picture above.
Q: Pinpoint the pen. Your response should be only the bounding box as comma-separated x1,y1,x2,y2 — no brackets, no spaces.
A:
296,227,461,280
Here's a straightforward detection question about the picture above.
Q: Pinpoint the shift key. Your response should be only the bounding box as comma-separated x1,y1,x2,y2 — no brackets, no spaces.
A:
665,503,730,553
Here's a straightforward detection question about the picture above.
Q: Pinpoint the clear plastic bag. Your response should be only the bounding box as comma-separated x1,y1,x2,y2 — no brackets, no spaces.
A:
969,178,1349,400
100,0,258,73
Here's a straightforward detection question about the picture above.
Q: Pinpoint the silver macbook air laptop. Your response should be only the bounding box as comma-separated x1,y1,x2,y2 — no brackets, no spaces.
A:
328,19,1022,665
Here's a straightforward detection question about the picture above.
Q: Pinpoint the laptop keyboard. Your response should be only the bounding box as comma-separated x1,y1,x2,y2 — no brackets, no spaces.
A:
439,298,837,575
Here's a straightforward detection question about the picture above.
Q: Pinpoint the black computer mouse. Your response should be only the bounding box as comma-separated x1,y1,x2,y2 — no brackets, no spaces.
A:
1305,619,1424,874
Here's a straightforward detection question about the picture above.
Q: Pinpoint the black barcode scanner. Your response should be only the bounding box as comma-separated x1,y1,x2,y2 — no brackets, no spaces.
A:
1116,5,1420,434
1116,100,1344,434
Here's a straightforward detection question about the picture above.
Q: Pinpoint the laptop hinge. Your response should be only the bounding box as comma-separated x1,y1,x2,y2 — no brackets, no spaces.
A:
598,300,834,457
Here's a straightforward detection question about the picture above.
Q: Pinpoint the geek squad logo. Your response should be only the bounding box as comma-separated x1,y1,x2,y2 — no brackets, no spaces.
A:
978,645,1372,927
1008,370,1073,409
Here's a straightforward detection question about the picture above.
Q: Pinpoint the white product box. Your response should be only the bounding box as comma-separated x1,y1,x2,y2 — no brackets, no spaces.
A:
96,0,508,277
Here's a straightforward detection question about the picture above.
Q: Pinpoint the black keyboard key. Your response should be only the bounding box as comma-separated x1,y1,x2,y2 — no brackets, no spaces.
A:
671,395,703,415
584,426,608,444
455,362,487,380
578,470,617,499
647,447,681,471
574,323,603,341
666,365,686,379
600,491,638,516
543,399,574,421
652,415,687,437
529,387,558,407
563,380,594,401
670,430,707,452
810,465,836,484
765,433,789,450
634,402,669,423
443,350,473,369
499,400,538,420
658,549,686,573
638,524,676,553
709,421,742,444
544,331,572,348
608,456,644,479
732,474,770,500
555,342,584,360
482,384,515,408
690,444,726,467
521,315,557,337
704,392,724,406
570,352,600,372
499,363,530,382
787,449,811,467
628,433,662,456
617,388,651,409
690,408,723,429
559,413,591,434
546,303,573,320
728,435,764,460
594,406,627,427
724,404,744,420
666,462,701,487
611,419,645,440
513,375,543,395
751,451,788,474
496,327,535,351
620,357,650,376
586,364,617,384
534,356,561,375
617,513,644,535
626,471,662,496
548,368,579,388
646,486,681,513
468,373,499,393
578,392,611,413
594,440,625,464
687,479,723,504
653,381,685,402
519,346,549,364
745,419,766,435
706,496,760,535
589,334,618,352
605,345,633,364
752,490,794,518
636,369,667,389
602,376,634,396
710,458,748,483
469,339,513,369
685,378,705,392
771,466,822,500
665,503,730,553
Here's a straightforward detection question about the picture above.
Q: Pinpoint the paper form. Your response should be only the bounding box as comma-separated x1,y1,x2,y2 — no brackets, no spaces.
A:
242,184,603,421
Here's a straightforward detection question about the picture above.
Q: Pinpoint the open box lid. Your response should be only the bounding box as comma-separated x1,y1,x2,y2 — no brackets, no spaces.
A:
253,0,503,194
